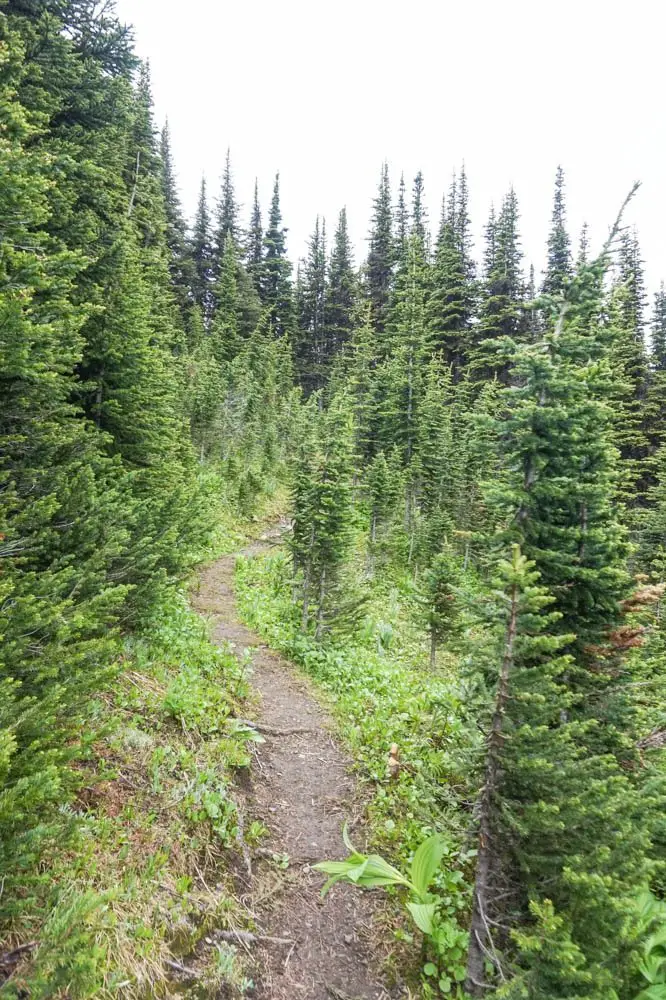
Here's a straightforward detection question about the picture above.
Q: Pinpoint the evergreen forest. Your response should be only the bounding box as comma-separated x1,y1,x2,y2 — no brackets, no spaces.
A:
3,3,666,998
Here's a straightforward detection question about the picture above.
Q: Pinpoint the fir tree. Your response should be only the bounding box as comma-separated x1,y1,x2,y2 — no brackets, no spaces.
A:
324,207,356,357
125,62,163,244
295,216,327,393
473,189,526,381
607,228,649,503
577,222,590,267
366,161,394,334
467,211,652,995
411,169,428,248
261,172,293,336
618,226,647,338
395,171,408,263
365,449,403,548
414,356,455,540
190,176,216,324
159,120,192,313
652,283,666,371
379,233,432,468
427,168,476,379
346,304,381,462
0,0,130,921
214,147,240,265
211,233,241,363
246,178,264,295
542,165,573,295
418,547,461,667
290,393,356,638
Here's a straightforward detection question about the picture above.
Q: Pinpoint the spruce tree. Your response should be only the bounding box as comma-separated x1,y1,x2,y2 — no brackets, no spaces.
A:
125,62,164,244
324,207,356,357
427,168,476,379
346,304,381,462
295,216,327,393
211,233,241,363
190,176,216,324
365,449,404,549
418,548,461,667
214,147,240,265
466,210,652,995
473,189,526,382
652,283,666,371
261,172,293,336
290,393,356,638
379,233,432,467
246,178,264,295
366,161,394,334
606,229,649,504
413,356,455,549
618,227,647,338
411,169,428,248
542,165,573,295
577,222,590,266
159,120,193,314
395,171,408,263
0,0,130,920
644,285,666,459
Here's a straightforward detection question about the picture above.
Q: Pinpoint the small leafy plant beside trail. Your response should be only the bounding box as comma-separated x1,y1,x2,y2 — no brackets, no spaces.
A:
316,828,469,996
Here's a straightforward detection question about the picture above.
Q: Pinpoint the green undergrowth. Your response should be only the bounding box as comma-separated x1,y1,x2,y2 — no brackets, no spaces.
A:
198,470,289,559
235,546,479,993
1,481,290,999
0,491,292,999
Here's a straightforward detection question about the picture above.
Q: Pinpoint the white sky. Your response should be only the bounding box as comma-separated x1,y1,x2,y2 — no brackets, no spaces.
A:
115,0,666,298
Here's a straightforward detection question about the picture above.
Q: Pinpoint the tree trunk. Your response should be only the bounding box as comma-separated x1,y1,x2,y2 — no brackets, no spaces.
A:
406,346,414,465
430,629,437,669
315,567,326,641
300,525,316,631
465,580,518,996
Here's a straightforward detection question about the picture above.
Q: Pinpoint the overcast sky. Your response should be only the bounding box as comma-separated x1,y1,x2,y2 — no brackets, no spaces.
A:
115,0,666,297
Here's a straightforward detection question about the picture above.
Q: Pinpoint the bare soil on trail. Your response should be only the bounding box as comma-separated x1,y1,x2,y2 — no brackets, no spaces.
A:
192,529,393,1000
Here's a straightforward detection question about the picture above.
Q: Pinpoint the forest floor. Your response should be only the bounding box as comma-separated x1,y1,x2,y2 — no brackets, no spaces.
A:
192,526,392,1000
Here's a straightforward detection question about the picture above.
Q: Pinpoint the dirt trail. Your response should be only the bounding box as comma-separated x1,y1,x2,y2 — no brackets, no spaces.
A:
192,528,390,1000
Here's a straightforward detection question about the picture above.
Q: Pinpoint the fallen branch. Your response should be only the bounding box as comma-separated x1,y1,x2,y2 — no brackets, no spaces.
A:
233,799,252,879
0,941,38,967
235,719,315,737
215,930,294,947
165,957,198,977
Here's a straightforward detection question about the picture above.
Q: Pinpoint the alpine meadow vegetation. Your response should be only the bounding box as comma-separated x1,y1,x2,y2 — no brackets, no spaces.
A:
2,3,666,998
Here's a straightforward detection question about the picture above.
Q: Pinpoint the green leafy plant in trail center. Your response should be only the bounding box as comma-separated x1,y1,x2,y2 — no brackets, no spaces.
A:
633,892,666,1000
314,827,469,995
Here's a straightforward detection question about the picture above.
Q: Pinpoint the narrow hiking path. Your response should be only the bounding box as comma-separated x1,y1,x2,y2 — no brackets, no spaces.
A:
192,527,392,1000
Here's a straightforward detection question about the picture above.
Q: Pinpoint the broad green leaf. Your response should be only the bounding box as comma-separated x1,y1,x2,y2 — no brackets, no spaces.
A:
639,953,666,983
313,860,360,876
635,987,666,1000
645,929,666,957
361,855,412,889
410,833,447,898
406,901,437,935
313,859,367,896
314,852,411,894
